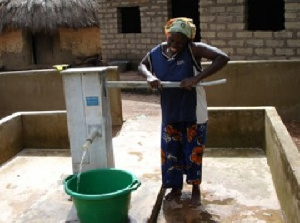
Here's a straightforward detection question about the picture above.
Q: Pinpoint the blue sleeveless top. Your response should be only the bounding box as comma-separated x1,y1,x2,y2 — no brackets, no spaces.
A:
149,43,197,123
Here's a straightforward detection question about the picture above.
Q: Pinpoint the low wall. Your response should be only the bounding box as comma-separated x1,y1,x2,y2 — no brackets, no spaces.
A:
204,60,300,121
265,108,300,223
0,114,23,165
0,61,299,122
0,108,265,157
21,111,69,149
0,111,69,153
0,67,123,126
0,69,65,118
0,107,286,152
207,107,264,148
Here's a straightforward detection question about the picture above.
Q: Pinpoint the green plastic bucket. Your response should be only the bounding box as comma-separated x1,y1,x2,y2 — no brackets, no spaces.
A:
63,168,141,223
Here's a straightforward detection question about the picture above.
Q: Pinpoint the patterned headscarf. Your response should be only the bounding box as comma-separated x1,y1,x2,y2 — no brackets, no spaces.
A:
164,17,196,40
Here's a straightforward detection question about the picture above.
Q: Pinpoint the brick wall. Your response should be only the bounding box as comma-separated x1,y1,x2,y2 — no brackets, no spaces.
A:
98,0,170,68
200,0,300,60
99,0,300,66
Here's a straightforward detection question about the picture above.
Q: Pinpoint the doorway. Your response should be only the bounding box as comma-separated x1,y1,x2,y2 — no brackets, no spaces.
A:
31,33,54,65
171,0,201,41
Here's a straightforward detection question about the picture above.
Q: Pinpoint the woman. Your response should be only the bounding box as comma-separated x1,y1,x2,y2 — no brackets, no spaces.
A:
138,17,229,207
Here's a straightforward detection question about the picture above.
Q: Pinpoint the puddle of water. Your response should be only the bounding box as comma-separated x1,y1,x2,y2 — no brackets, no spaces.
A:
156,148,284,223
128,151,143,161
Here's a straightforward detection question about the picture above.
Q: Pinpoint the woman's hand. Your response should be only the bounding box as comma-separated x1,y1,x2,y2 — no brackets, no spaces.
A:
138,63,162,89
180,76,198,90
147,76,162,89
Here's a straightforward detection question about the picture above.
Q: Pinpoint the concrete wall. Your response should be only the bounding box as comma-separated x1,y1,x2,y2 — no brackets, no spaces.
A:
204,60,300,121
0,113,23,165
0,67,123,126
1,108,268,164
0,69,66,117
0,108,266,165
21,111,69,149
0,111,68,165
207,108,264,148
1,60,298,122
265,107,300,223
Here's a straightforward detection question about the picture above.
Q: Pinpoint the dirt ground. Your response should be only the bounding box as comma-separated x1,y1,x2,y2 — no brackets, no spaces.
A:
120,92,300,151
284,120,300,150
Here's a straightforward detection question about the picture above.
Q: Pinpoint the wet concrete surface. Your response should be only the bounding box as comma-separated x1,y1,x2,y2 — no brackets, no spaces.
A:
157,148,283,222
0,93,284,222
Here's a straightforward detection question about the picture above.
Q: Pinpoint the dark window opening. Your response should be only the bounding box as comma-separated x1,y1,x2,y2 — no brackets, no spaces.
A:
118,7,141,33
31,33,54,65
31,35,38,64
247,0,285,31
171,0,201,41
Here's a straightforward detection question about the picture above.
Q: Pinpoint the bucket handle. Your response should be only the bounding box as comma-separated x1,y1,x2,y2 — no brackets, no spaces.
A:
63,174,76,185
122,179,141,193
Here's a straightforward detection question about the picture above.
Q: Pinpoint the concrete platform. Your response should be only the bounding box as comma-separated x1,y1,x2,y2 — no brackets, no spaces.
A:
157,148,283,222
0,149,283,222
0,96,284,222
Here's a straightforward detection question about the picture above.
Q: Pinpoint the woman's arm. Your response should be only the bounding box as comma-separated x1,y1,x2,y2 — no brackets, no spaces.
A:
181,42,230,88
138,54,161,89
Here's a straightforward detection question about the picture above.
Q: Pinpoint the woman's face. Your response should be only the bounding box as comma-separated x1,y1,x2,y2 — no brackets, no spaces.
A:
167,32,189,55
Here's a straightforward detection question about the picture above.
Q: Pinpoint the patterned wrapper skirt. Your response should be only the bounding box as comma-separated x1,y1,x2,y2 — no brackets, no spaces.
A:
161,122,207,189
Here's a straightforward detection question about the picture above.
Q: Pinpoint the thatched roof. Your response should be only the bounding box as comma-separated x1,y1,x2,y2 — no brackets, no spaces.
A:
0,0,100,34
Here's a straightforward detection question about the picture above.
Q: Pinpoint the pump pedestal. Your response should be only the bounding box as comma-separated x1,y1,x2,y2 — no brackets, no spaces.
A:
61,67,114,173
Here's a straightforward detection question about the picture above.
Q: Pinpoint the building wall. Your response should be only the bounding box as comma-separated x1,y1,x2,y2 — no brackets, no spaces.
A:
0,30,32,70
59,27,102,61
200,0,300,61
0,30,23,54
98,0,169,67
0,27,102,70
1,1,299,69
99,0,300,66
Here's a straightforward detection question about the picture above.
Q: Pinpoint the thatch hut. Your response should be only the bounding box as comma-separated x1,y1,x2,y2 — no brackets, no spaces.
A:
0,0,102,71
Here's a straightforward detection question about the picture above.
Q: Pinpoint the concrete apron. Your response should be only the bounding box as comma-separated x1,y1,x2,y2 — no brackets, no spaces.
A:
0,149,283,222
0,102,283,222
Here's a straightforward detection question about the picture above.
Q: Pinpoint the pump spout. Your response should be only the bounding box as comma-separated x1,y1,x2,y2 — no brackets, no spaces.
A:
87,129,99,144
82,129,100,151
